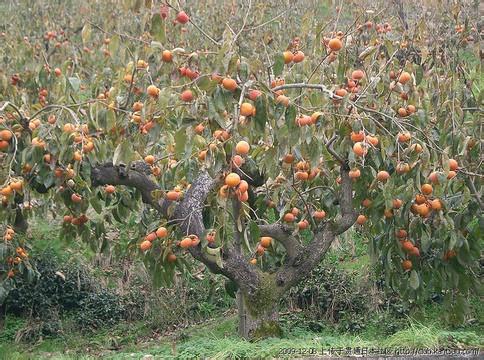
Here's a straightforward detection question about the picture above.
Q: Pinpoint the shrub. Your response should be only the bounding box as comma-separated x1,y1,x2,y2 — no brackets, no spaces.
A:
75,289,126,331
5,250,95,317
283,260,409,334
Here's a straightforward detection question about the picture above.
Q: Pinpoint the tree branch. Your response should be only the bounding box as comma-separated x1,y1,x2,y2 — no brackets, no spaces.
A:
325,135,345,166
258,223,302,260
90,162,162,212
333,165,357,235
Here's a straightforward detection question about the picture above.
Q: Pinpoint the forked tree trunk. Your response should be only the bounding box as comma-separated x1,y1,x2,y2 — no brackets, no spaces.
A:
236,274,283,340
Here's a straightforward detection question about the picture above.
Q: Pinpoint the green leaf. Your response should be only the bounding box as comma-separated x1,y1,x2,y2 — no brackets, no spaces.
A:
81,24,91,44
196,75,217,92
90,195,102,214
248,220,260,241
253,96,267,132
106,109,116,131
68,77,81,92
273,53,284,77
205,246,223,268
150,14,166,43
174,127,188,158
409,270,420,289
113,141,133,165
415,65,423,85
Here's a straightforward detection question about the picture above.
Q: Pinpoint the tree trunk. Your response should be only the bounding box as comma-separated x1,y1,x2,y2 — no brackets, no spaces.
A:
236,285,282,340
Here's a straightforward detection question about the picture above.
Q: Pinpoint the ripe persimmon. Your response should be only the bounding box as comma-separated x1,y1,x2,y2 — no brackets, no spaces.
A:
351,69,365,80
313,210,326,220
377,170,390,182
147,85,159,97
180,89,194,102
328,38,343,51
176,11,189,24
225,173,241,187
356,214,367,225
448,159,458,171
283,51,294,64
421,183,433,195
293,51,305,63
353,142,367,157
162,50,173,62
402,259,412,271
144,155,155,165
240,103,254,116
350,131,365,142
222,77,237,91
156,227,168,238
179,237,192,248
260,236,272,248
167,190,181,201
398,71,411,84
0,130,13,141
283,212,295,222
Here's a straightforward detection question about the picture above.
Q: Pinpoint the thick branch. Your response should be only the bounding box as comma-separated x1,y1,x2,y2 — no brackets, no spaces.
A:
91,162,162,212
272,164,357,290
258,223,303,260
273,225,335,291
91,163,260,291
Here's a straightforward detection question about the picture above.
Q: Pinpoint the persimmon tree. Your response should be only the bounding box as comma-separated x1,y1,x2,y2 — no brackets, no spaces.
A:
0,0,481,339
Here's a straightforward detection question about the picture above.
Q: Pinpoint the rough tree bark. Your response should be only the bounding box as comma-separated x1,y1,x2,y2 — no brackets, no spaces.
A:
90,142,357,340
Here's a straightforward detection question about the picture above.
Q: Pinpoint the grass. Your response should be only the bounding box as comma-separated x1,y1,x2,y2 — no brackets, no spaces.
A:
2,220,481,359
1,312,481,360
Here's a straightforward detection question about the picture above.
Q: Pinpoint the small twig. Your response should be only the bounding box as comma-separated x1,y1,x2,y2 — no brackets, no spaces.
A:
244,7,290,31
292,184,317,229
325,135,345,166
189,19,220,46
230,80,253,132
0,102,24,120
271,82,334,96
164,2,220,46
231,0,252,46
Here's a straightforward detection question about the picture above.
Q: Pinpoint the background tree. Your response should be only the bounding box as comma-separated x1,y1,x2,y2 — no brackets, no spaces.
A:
0,0,481,339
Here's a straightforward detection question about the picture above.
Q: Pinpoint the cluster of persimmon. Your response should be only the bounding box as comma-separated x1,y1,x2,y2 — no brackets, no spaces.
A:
37,88,48,107
220,173,249,202
268,79,291,108
63,214,89,226
178,234,200,249
295,111,323,127
249,236,273,264
282,49,305,65
4,245,28,278
52,164,76,180
0,129,13,152
139,226,169,251
179,66,200,80
282,207,311,230
355,21,392,34
396,228,420,271
3,227,15,241
410,184,443,218
350,129,381,158
62,122,94,154
0,178,23,202
144,153,171,178
293,159,321,182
